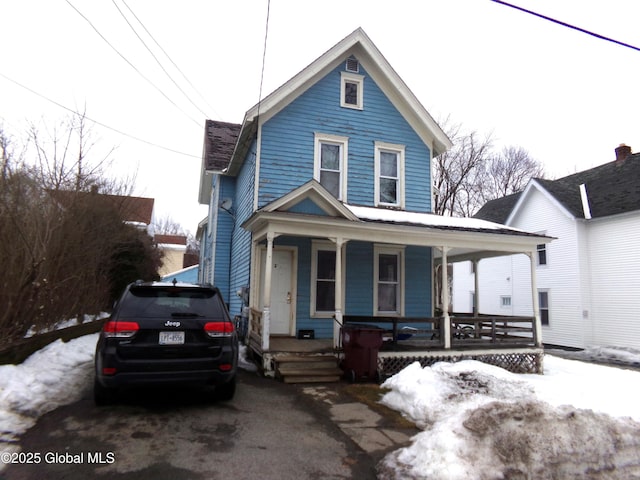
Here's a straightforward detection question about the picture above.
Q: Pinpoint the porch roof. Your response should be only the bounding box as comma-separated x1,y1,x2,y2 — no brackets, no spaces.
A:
242,206,551,263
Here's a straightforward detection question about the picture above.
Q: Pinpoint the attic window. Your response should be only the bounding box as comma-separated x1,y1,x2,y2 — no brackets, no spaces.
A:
346,57,359,73
340,71,364,110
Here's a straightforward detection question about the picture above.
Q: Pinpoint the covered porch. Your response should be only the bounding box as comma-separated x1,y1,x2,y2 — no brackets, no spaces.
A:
241,182,551,377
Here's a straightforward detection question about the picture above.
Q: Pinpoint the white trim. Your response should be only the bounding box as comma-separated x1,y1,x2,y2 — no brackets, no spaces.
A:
374,244,405,316
314,133,349,201
374,141,405,208
507,179,576,225
340,71,364,110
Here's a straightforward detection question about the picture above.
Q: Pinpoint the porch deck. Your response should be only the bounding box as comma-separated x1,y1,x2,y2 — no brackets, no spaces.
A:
248,313,544,377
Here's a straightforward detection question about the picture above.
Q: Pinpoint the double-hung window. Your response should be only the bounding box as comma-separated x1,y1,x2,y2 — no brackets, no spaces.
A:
539,290,550,325
375,142,405,208
311,242,337,316
374,245,404,315
314,133,348,200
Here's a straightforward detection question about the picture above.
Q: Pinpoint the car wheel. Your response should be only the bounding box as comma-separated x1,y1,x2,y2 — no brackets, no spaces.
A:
215,376,236,401
94,378,117,406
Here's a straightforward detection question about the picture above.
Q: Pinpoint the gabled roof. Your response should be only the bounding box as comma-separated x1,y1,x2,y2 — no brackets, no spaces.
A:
224,27,451,175
475,151,640,222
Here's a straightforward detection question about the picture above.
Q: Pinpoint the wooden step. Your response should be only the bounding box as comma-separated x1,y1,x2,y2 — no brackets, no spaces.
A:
275,355,343,383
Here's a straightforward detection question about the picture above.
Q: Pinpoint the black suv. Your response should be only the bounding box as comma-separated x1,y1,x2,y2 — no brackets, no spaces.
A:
94,281,238,405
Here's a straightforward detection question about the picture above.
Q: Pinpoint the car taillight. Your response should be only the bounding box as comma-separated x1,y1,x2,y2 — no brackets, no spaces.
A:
204,322,234,337
103,321,139,338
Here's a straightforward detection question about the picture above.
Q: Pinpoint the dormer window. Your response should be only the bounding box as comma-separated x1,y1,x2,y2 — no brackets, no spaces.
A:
341,72,364,110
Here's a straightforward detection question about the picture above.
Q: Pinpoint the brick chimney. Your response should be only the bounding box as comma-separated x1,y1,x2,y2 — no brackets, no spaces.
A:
615,144,632,162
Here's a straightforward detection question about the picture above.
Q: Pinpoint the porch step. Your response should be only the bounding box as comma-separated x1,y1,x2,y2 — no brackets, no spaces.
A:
275,355,343,384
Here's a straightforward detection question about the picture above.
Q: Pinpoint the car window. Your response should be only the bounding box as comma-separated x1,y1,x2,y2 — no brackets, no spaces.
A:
118,287,225,319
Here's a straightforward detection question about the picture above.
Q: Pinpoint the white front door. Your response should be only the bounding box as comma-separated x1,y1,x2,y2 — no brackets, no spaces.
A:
260,248,295,335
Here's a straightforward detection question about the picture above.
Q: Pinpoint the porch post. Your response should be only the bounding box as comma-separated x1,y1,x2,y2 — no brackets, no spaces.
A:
333,237,346,349
528,250,543,347
473,259,480,316
441,246,451,349
262,232,275,351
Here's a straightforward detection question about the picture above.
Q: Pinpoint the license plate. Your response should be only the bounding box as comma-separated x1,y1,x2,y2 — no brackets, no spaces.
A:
159,331,185,345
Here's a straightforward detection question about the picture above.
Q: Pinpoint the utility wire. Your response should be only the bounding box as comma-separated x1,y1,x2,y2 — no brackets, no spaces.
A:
492,0,640,53
121,0,221,120
255,0,271,122
64,0,202,127
0,72,200,159
110,0,213,120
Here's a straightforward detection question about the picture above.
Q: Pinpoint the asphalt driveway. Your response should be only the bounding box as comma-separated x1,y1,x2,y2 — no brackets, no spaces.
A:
1,370,413,480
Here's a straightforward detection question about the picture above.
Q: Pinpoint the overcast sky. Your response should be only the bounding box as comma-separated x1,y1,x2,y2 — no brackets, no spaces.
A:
2,0,640,233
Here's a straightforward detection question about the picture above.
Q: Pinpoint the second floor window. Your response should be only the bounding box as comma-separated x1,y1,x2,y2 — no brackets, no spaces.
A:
537,243,547,266
314,133,348,200
375,142,405,208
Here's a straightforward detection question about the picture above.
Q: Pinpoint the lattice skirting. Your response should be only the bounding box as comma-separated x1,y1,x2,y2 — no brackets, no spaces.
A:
378,349,544,377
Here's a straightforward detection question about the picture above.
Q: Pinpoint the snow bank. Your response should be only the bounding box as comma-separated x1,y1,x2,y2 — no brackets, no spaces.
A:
378,358,640,480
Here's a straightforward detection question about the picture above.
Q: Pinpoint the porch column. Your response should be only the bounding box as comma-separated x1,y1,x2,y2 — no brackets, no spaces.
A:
333,237,346,349
261,232,275,351
441,246,451,349
473,259,480,316
528,250,543,347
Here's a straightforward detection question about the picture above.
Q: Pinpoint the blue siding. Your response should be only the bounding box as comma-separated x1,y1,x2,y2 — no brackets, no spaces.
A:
227,142,257,316
272,237,432,339
213,175,235,304
258,62,432,212
288,197,328,215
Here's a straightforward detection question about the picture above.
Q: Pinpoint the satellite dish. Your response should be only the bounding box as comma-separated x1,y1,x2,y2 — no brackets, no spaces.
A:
220,198,233,211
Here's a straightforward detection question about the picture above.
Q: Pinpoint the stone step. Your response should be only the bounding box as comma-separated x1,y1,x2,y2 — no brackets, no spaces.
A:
281,374,343,384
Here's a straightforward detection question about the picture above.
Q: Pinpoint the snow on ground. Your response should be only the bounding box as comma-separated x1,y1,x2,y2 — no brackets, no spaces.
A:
0,334,256,471
379,353,640,480
2,335,640,478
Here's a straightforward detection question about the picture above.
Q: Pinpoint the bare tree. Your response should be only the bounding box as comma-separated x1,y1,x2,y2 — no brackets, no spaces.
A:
478,146,545,204
433,118,493,216
433,118,545,217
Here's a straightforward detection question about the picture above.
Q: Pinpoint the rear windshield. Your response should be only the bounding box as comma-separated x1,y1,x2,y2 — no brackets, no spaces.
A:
118,287,226,319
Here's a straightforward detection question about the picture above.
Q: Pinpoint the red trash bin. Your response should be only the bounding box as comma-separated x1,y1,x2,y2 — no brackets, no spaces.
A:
341,324,384,382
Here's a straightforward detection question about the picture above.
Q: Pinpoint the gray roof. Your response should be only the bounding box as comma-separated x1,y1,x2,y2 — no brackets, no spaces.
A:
203,120,241,171
475,153,640,221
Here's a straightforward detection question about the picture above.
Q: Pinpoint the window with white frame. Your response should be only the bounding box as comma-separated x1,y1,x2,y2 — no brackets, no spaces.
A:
539,290,550,325
314,133,348,200
375,142,405,208
311,242,336,316
374,246,404,315
341,71,364,110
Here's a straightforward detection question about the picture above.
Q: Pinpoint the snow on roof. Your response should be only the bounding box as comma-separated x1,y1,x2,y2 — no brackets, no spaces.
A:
345,204,528,234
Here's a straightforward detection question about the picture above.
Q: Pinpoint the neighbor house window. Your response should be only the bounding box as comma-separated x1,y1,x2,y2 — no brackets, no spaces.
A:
537,243,547,266
311,242,337,316
341,72,364,110
314,133,348,200
501,296,512,307
375,142,405,208
374,245,404,315
539,290,549,325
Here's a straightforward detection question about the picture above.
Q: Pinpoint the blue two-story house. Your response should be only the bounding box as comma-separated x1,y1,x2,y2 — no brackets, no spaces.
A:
198,28,550,377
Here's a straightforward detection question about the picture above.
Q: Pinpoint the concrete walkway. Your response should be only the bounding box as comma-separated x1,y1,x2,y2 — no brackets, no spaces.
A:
300,384,419,461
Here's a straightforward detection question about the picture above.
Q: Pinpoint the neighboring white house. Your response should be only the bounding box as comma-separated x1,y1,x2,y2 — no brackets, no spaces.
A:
453,144,640,350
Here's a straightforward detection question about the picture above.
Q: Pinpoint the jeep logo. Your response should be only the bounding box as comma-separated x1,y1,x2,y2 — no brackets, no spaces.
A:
165,321,181,327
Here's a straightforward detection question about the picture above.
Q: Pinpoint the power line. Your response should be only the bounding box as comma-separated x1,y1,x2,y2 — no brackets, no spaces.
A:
491,0,640,53
64,0,202,127
121,0,221,120
110,0,213,120
256,0,271,122
0,71,200,159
